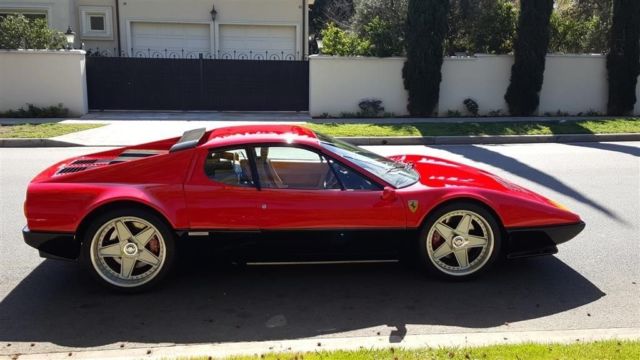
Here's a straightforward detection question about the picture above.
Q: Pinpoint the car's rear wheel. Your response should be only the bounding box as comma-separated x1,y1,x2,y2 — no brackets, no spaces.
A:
418,202,501,280
81,208,175,292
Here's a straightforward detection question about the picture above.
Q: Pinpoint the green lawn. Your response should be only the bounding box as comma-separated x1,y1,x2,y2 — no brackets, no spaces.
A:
306,118,640,137
0,123,104,138
181,340,639,360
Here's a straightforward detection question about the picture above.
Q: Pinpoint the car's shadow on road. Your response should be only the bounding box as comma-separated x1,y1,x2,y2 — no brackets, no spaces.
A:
0,254,604,348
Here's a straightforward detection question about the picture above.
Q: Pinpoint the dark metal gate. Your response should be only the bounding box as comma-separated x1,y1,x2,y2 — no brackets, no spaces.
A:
86,56,309,111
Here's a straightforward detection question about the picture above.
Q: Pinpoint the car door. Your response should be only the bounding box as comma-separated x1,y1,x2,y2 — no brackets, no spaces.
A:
251,145,406,230
184,146,261,230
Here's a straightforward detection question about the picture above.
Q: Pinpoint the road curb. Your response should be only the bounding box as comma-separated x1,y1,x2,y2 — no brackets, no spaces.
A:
0,138,84,148
339,133,640,146
1,133,639,148
4,327,639,360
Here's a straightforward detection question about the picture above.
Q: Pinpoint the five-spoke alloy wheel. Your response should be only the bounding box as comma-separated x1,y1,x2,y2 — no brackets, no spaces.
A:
419,202,501,280
82,208,175,292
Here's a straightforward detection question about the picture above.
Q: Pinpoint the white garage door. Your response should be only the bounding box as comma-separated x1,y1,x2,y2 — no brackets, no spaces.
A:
131,22,211,57
219,24,297,60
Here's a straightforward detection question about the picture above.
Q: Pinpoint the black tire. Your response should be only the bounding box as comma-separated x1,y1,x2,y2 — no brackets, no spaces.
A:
80,207,176,293
417,201,502,280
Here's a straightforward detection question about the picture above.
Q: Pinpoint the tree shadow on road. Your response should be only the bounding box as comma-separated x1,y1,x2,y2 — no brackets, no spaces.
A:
564,142,640,158
0,253,604,351
442,144,625,223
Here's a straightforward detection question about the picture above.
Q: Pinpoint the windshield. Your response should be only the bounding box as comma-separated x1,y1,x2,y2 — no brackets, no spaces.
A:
316,132,419,188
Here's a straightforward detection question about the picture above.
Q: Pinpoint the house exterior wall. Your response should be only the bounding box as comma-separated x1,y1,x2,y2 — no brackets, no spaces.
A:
310,54,640,117
117,0,307,59
0,50,88,116
0,0,309,58
76,0,117,52
0,0,74,33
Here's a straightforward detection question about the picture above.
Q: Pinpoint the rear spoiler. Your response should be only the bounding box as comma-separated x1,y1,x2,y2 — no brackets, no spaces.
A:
169,128,207,153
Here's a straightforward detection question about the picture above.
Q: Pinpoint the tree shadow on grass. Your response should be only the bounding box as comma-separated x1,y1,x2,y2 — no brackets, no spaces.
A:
0,254,603,351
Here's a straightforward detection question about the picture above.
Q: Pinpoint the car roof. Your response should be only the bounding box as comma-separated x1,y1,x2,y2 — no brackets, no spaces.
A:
203,124,320,148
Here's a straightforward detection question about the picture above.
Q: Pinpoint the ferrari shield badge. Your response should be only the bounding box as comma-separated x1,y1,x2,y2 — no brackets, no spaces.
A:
408,200,419,213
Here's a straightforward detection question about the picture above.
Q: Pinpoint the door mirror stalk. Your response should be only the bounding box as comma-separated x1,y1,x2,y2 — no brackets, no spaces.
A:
381,186,396,201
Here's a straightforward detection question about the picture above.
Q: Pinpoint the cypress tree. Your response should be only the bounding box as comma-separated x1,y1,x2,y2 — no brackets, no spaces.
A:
607,0,640,116
403,0,450,116
504,0,554,116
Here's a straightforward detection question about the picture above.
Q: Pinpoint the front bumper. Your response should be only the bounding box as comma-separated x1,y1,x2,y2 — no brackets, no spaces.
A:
505,221,585,259
23,226,80,261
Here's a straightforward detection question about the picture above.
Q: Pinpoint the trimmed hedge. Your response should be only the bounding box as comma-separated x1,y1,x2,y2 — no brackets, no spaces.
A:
403,0,450,116
504,0,554,116
607,0,640,116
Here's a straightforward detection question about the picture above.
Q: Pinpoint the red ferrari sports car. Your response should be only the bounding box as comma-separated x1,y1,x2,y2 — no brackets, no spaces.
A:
23,125,584,291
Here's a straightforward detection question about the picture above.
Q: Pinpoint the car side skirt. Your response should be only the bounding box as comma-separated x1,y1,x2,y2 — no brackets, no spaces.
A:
178,229,415,263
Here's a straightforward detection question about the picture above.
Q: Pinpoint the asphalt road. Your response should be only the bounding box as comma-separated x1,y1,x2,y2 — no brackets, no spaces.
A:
0,142,638,356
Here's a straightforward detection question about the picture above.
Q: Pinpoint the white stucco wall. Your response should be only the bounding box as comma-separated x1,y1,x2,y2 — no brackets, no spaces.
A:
311,54,640,117
309,56,409,116
540,55,608,115
439,55,513,116
0,50,88,116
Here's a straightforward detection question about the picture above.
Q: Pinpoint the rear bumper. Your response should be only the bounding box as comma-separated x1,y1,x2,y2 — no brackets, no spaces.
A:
23,226,80,261
506,221,585,259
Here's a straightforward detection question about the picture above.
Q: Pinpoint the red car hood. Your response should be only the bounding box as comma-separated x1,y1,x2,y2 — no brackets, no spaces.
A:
389,154,554,204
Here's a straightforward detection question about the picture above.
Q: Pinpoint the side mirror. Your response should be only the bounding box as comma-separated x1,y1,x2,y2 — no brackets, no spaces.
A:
381,186,396,201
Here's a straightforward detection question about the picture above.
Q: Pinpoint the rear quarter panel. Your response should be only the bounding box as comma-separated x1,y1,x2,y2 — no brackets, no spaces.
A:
25,149,195,232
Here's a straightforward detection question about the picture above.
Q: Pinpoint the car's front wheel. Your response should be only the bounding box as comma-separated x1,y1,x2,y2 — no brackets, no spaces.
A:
81,208,175,292
418,202,501,280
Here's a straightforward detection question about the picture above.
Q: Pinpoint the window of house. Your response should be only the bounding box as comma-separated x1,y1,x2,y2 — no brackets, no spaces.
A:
254,146,341,190
79,6,112,39
89,15,105,31
205,148,254,187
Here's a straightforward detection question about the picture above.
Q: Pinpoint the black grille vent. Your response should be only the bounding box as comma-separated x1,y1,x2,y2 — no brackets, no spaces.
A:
71,159,97,165
56,167,88,175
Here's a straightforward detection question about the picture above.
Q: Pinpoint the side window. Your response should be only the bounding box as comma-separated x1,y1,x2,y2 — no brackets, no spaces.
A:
254,146,340,190
205,148,254,187
329,159,381,191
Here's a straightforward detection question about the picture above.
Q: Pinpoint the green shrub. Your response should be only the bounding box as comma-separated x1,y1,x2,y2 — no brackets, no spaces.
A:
358,98,385,117
320,22,371,56
550,11,604,54
607,0,640,115
447,0,517,55
463,98,479,116
403,0,450,116
0,103,69,118
0,14,66,50
352,0,407,57
362,16,403,57
504,0,554,116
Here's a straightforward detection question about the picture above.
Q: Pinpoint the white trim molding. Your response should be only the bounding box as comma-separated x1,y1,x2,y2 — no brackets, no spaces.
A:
79,6,113,40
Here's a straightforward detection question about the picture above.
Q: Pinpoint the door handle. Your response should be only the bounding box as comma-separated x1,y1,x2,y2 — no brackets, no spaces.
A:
261,204,267,209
